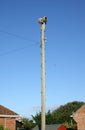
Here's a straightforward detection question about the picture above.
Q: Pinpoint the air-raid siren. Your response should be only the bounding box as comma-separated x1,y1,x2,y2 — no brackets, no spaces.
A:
38,16,48,24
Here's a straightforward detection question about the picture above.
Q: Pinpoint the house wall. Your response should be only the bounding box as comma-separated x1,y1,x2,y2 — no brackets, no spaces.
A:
73,114,85,130
0,117,16,130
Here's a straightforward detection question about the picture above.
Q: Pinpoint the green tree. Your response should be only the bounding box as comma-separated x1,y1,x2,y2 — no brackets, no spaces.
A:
28,101,85,128
31,110,57,125
52,101,85,123
22,118,35,129
46,110,57,124
32,112,41,125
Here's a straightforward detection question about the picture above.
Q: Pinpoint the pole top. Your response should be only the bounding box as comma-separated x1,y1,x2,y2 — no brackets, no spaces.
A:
38,16,48,24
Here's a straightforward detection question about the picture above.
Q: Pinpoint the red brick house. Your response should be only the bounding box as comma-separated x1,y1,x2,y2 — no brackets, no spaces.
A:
73,104,85,130
0,105,22,130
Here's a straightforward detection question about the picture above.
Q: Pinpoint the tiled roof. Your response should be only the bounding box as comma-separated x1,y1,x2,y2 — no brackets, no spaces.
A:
32,124,63,130
0,105,18,115
45,124,62,130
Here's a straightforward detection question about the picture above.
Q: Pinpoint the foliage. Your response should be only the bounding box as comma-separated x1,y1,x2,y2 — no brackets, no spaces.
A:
32,112,41,125
22,101,85,129
4,129,10,130
31,110,58,125
46,110,57,124
0,124,10,130
0,125,4,130
52,101,85,124
22,118,35,129
64,121,73,128
64,121,77,130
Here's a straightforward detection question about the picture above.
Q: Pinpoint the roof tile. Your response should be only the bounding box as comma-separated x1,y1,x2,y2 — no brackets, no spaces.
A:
0,105,18,115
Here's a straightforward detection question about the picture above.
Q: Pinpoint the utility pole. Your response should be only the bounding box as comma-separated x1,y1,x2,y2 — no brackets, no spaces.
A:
38,16,48,130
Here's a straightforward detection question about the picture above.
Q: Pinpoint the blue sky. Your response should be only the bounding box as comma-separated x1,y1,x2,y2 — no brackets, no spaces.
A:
0,0,85,117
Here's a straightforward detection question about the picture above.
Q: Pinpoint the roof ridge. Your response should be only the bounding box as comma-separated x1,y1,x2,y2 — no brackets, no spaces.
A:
73,104,85,115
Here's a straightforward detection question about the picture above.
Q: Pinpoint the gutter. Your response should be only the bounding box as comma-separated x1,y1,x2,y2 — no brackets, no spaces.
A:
0,115,21,118
0,114,23,122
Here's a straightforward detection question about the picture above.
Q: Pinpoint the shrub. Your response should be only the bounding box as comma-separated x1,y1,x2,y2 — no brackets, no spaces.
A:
0,125,10,130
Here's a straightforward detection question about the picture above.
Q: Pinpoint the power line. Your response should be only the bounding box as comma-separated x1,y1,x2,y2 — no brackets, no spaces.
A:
0,29,38,43
0,29,40,56
0,46,29,56
0,41,40,56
